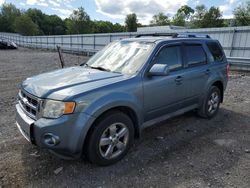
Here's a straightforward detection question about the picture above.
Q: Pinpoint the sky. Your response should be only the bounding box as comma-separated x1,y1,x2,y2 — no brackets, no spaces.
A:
0,0,248,24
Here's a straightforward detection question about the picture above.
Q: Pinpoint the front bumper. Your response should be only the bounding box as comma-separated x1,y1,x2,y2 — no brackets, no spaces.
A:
15,103,95,159
16,104,35,142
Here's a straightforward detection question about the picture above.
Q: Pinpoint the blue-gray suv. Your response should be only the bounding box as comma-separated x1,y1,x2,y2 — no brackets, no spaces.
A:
16,33,229,165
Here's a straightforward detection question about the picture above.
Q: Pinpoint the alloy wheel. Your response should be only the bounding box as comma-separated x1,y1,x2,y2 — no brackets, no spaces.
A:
207,91,219,114
99,123,129,159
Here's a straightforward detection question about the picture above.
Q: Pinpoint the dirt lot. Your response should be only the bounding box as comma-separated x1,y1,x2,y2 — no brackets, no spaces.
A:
0,48,250,188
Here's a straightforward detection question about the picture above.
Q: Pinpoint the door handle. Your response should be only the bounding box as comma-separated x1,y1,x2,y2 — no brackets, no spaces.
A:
175,76,183,83
205,69,211,75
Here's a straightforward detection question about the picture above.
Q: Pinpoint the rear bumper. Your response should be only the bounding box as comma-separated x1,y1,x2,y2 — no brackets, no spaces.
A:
15,103,95,159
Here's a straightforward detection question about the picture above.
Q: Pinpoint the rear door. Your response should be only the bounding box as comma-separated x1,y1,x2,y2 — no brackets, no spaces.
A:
182,42,211,105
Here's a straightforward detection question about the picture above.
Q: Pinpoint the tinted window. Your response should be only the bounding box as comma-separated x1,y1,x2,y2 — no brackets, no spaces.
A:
155,46,182,70
185,44,207,67
207,42,224,62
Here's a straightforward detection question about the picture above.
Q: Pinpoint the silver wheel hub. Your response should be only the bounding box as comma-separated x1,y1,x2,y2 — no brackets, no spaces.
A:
208,91,219,114
99,123,129,160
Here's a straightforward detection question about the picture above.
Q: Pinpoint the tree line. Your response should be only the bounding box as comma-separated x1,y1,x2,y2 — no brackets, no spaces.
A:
0,4,125,35
0,2,249,36
126,2,250,32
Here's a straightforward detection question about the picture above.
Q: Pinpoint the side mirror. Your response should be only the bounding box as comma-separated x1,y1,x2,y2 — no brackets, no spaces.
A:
148,64,169,76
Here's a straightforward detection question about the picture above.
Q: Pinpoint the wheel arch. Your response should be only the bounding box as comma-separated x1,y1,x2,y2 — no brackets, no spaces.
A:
211,80,224,102
89,106,140,138
82,105,141,154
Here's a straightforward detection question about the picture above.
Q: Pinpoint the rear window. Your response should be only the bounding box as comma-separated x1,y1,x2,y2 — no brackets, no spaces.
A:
185,44,207,67
207,42,224,62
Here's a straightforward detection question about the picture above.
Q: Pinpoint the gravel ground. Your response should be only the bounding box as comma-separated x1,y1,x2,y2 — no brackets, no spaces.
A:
0,48,250,188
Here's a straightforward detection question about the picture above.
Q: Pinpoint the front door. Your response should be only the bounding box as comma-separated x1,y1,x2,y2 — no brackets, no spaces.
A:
143,43,186,121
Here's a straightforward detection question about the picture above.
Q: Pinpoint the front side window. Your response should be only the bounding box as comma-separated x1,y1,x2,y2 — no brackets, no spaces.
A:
185,44,207,67
86,41,154,75
154,45,182,71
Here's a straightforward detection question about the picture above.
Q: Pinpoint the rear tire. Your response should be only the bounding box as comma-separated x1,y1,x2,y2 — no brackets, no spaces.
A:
86,110,134,166
197,86,221,119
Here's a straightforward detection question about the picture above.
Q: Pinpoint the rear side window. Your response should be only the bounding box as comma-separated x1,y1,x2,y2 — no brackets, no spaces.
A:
185,44,207,67
207,42,224,62
154,45,182,71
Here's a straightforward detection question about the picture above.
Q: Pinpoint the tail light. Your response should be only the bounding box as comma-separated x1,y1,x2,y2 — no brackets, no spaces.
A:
226,64,230,79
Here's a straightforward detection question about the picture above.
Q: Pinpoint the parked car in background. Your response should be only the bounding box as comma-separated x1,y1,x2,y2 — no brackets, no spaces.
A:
15,33,229,166
0,39,18,49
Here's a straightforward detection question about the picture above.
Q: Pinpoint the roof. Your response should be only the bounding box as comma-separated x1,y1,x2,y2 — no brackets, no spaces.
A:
122,33,214,43
122,37,172,43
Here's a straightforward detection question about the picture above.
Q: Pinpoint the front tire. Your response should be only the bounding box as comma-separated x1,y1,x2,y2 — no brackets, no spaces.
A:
198,86,221,118
86,111,134,166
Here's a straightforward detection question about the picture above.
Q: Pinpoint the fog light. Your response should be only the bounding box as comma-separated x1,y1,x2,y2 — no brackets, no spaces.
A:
43,133,60,146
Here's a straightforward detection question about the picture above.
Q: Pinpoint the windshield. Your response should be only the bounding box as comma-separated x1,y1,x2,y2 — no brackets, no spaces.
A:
85,40,154,75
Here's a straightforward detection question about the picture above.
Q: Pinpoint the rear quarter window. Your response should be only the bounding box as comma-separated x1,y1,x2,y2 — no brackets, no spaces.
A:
207,41,224,62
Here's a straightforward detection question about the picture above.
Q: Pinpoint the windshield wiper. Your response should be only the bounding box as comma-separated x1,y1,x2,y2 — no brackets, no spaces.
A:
79,60,89,66
89,66,110,72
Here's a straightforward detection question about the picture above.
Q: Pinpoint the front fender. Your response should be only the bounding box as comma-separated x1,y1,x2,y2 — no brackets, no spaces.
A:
84,92,143,124
76,92,143,153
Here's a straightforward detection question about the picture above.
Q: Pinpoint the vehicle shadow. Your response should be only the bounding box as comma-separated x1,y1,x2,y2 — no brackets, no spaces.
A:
19,107,249,187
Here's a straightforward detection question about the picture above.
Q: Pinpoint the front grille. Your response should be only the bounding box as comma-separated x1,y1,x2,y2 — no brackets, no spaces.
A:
18,89,40,120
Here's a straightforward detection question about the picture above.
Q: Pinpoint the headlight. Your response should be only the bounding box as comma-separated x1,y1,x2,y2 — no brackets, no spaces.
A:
42,100,76,119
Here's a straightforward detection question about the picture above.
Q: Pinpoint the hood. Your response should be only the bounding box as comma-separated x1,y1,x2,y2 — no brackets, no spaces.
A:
22,66,125,100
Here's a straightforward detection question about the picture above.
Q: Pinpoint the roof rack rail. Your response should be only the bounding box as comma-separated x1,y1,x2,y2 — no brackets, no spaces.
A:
176,33,211,39
135,33,178,38
135,32,211,39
